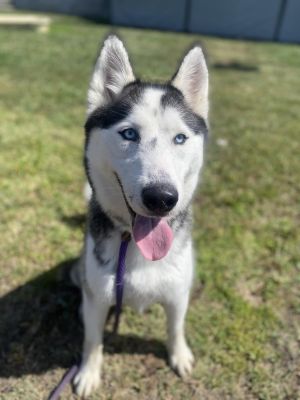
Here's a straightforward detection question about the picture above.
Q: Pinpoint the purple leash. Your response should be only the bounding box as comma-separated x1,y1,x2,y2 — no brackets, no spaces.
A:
48,365,78,400
48,233,130,399
113,232,131,334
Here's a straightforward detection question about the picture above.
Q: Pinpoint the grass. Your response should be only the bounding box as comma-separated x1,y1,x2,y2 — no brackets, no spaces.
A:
0,14,300,400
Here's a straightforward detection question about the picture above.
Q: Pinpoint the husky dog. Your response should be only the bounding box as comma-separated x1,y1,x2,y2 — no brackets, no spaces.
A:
73,35,209,397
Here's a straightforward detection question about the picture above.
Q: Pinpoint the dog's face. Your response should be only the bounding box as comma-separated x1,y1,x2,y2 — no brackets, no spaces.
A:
85,36,209,226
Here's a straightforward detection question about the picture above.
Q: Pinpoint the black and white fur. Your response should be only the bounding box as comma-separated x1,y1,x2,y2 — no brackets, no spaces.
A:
73,35,209,397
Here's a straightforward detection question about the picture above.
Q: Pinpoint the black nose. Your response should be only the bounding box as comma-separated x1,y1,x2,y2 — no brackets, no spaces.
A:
142,184,178,214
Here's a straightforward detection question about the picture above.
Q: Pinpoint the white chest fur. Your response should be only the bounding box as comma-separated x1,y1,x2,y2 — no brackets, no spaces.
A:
84,232,194,312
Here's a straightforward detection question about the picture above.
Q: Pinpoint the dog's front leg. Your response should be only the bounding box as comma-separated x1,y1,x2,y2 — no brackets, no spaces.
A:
74,290,109,398
164,293,194,378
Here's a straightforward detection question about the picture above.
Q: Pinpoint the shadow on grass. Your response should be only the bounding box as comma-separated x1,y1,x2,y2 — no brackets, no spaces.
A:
213,62,259,72
60,213,86,229
0,258,167,378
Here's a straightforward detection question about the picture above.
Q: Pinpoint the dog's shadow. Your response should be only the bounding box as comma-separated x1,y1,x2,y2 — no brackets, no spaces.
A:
0,257,167,379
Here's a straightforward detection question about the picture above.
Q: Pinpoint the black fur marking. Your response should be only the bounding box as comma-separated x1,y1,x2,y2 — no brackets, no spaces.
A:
89,196,114,238
94,244,111,267
169,208,192,233
170,208,192,247
161,87,208,137
85,81,144,132
85,80,207,136
88,196,114,267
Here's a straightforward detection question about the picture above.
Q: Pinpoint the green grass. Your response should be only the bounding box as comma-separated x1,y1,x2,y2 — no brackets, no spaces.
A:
1,14,300,400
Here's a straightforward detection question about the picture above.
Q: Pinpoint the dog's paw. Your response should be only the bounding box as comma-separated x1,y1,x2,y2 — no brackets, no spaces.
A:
169,343,194,378
73,365,100,398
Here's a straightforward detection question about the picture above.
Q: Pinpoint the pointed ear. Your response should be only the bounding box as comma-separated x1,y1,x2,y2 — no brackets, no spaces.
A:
87,35,135,115
171,46,209,119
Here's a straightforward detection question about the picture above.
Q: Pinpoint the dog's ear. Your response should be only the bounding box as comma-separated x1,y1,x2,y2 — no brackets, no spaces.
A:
171,47,209,119
87,35,135,115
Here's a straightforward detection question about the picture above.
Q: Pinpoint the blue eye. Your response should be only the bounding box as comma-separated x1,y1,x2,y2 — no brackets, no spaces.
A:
119,128,139,142
174,133,188,145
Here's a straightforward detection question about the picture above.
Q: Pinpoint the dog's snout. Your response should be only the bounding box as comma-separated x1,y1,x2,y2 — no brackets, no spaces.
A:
142,184,178,214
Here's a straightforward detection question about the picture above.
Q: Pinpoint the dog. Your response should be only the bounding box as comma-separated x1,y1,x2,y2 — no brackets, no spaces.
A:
72,35,209,397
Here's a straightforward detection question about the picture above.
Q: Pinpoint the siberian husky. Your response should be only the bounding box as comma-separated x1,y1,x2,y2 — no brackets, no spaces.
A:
72,35,209,397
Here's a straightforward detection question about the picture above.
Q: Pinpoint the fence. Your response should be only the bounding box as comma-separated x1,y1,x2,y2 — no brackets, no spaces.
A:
11,0,300,43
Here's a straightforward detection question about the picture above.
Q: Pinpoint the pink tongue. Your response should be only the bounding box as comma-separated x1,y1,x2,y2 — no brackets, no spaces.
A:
133,215,173,261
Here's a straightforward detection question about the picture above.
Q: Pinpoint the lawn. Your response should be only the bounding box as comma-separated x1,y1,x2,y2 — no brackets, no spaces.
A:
0,14,299,400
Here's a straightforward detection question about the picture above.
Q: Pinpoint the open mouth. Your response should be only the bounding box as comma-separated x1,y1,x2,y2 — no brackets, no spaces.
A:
114,173,173,261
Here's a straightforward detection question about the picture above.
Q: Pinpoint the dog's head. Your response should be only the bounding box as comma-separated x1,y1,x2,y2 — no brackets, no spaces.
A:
85,36,209,259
